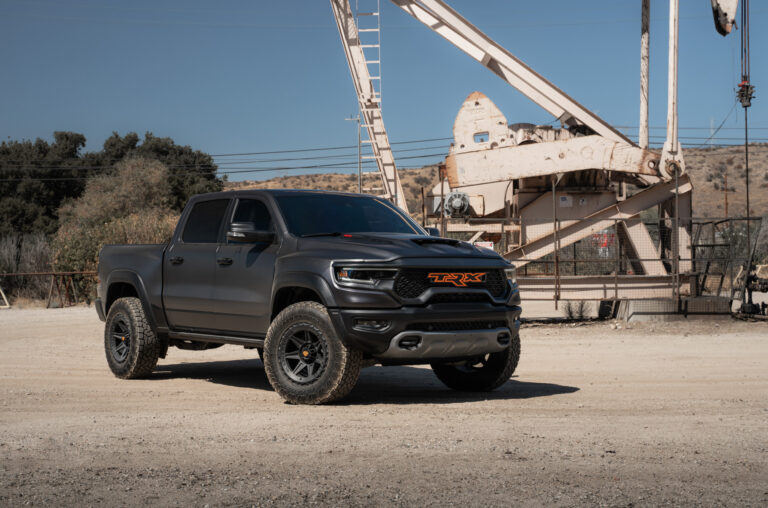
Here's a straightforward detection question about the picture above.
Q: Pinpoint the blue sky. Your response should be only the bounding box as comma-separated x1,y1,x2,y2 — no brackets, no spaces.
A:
1,0,765,181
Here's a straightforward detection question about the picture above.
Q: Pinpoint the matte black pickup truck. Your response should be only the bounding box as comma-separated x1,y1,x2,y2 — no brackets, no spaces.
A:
96,190,521,404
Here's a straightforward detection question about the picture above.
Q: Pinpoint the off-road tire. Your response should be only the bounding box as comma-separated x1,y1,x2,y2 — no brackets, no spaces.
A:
104,297,161,379
264,301,362,404
430,334,520,392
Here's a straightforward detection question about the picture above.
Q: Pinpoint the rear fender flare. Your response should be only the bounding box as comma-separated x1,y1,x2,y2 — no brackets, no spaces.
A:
104,270,161,334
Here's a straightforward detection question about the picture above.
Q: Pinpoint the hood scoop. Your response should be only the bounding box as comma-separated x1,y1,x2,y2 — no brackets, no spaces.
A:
410,237,463,247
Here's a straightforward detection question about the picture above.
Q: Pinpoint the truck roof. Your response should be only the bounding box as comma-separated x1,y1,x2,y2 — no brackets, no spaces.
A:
191,188,373,200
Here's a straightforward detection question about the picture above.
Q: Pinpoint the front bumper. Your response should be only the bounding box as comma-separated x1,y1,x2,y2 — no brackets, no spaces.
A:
328,302,521,361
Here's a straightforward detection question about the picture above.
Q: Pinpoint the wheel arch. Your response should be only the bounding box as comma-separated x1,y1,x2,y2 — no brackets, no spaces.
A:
104,271,159,334
271,272,337,321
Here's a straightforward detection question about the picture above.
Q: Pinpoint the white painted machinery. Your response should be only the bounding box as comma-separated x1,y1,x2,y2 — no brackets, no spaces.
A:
331,0,740,301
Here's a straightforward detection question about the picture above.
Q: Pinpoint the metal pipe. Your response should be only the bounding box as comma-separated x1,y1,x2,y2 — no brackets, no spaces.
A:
666,0,680,155
639,0,650,149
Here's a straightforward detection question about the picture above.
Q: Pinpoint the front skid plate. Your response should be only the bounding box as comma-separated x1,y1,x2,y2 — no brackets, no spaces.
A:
374,327,512,360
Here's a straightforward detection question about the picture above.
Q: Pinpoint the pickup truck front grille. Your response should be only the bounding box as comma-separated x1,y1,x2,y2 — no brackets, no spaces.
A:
405,320,508,332
394,269,507,299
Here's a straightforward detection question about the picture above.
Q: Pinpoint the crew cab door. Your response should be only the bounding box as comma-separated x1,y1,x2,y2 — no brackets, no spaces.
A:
163,198,231,331
214,197,278,335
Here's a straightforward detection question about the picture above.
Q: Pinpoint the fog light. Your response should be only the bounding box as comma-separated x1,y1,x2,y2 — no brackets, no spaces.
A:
353,318,390,331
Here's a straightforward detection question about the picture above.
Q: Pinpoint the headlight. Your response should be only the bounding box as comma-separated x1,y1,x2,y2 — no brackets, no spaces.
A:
504,266,517,285
335,267,397,286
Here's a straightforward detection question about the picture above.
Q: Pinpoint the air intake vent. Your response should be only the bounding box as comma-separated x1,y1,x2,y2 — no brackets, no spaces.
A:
405,320,507,332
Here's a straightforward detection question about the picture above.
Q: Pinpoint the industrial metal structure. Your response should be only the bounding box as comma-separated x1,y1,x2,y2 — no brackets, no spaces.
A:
331,0,744,304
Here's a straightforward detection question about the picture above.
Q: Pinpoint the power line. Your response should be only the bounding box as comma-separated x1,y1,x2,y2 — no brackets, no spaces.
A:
213,144,449,165
616,125,768,130
210,136,453,157
0,143,450,171
0,152,447,182
5,134,768,173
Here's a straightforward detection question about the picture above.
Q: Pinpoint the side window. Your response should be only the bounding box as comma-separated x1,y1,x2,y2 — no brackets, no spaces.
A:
232,199,273,231
181,199,230,243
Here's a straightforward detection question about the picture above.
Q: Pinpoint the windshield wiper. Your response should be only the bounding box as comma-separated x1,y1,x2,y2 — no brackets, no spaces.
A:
301,232,344,238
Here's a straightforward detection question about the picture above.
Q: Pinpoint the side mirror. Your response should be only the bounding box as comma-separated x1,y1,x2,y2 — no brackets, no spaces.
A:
227,222,275,243
426,227,441,237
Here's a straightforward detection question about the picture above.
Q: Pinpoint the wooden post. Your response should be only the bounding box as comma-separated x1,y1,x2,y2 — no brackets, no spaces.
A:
46,275,56,309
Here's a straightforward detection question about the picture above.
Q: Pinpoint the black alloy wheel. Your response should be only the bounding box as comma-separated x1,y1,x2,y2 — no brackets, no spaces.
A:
278,327,328,384
110,317,132,363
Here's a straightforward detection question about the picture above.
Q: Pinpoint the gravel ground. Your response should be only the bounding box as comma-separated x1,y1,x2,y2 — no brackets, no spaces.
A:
1,307,767,506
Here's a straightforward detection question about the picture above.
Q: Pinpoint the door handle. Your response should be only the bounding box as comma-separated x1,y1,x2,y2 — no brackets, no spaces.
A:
169,256,184,265
217,257,233,266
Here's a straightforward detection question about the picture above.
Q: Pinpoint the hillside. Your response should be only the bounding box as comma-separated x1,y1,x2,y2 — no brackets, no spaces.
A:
226,144,768,219
226,165,440,217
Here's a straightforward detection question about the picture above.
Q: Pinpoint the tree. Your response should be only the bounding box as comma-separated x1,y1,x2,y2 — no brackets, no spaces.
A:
0,131,222,236
133,132,222,210
0,132,89,236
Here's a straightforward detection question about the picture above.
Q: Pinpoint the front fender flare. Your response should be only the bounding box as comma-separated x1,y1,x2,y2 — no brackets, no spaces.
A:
272,271,338,309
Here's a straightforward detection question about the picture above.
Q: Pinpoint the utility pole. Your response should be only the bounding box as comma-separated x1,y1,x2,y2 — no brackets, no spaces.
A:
345,113,362,193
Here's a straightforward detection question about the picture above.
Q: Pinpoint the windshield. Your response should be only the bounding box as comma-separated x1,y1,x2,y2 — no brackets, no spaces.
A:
274,194,424,237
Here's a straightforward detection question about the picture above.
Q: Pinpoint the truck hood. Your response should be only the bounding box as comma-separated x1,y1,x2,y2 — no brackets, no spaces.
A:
296,233,504,263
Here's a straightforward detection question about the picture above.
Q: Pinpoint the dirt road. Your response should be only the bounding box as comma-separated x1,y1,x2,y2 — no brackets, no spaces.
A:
1,307,766,506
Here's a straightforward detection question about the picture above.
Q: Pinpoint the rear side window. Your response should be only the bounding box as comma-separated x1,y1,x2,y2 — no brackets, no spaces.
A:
182,199,230,243
232,199,273,231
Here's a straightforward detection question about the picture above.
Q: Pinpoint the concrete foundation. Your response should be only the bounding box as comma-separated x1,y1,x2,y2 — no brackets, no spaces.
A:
616,297,732,322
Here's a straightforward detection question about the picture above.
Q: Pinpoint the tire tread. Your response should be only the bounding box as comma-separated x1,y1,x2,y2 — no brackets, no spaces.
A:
431,334,520,392
264,301,361,404
105,297,160,379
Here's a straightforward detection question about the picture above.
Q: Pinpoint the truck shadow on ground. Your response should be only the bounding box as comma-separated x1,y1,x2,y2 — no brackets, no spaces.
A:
152,359,579,404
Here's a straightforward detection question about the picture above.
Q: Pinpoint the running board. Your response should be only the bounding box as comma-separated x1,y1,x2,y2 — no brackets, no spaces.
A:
168,331,265,347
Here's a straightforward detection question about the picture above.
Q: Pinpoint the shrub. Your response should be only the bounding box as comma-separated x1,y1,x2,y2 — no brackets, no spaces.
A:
51,157,179,298
562,300,592,320
57,157,171,228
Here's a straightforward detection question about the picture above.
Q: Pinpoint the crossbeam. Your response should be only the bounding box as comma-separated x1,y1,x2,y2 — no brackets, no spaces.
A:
391,0,633,145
